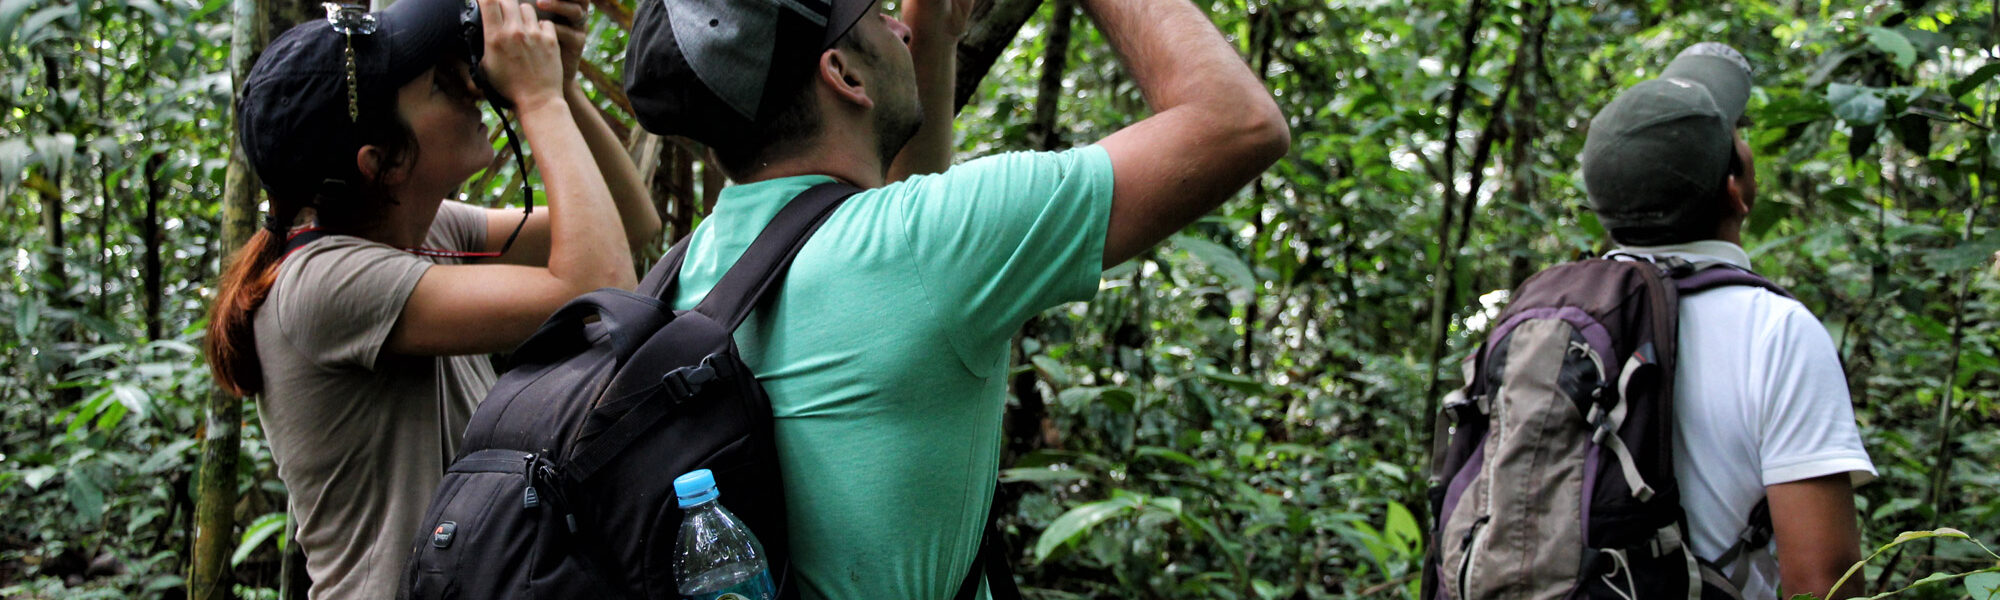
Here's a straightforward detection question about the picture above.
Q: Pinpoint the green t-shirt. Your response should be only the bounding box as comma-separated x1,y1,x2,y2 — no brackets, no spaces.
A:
670,146,1114,599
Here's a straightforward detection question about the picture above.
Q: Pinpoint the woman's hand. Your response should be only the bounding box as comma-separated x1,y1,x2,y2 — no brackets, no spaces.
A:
536,0,589,85
478,0,564,110
901,0,974,43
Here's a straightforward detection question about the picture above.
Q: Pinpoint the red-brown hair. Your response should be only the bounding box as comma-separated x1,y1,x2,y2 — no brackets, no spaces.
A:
204,211,293,398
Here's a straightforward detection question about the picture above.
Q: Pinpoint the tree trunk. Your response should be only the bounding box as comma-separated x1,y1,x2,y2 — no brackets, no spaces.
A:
144,152,165,341
192,0,281,595
1026,0,1072,151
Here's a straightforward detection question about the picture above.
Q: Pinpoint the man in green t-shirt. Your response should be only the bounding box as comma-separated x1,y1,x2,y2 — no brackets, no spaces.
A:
623,0,1288,596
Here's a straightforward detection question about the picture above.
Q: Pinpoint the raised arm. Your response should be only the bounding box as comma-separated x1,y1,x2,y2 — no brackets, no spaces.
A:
387,0,635,356
1084,0,1289,268
483,0,662,264
886,0,973,181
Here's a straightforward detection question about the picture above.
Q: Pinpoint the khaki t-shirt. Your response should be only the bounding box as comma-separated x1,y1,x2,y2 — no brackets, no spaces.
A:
254,201,496,600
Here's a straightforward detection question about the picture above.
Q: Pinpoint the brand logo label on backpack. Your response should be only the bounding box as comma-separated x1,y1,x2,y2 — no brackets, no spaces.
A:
431,521,456,548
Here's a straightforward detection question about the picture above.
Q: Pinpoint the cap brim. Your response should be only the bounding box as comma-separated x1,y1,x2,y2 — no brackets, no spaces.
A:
821,0,876,49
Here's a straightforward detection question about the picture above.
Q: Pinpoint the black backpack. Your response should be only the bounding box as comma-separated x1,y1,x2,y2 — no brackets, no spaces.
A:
1421,254,1789,600
399,183,1017,600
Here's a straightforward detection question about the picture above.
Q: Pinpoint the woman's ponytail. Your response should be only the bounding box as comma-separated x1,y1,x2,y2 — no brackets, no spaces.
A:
203,205,300,397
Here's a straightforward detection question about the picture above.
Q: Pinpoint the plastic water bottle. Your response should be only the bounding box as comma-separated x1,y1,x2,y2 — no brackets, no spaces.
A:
673,469,777,600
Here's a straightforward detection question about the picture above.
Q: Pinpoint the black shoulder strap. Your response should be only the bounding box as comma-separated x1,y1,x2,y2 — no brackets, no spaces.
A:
690,182,860,330
637,237,691,300
956,493,1020,600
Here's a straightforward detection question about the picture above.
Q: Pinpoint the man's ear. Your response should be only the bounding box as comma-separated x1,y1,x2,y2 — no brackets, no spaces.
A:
355,145,408,186
818,48,873,110
1722,172,1750,218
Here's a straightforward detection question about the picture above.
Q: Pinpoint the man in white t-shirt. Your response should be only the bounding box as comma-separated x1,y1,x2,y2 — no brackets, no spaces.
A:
1579,43,1877,599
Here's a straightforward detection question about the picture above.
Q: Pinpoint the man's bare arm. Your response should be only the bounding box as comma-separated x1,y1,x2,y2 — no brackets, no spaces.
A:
1084,0,1289,268
1768,473,1865,599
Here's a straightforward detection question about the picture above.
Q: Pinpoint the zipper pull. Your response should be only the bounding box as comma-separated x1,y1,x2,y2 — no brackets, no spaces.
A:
522,453,541,509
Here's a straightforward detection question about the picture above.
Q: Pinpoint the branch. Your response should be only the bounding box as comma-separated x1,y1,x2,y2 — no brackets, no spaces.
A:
954,0,1047,113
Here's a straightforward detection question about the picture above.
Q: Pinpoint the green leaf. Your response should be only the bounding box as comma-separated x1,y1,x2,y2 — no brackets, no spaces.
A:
998,467,1090,484
1134,446,1200,468
1966,571,2000,600
20,466,57,490
1862,26,1916,70
1828,84,1886,127
1172,234,1257,304
1870,497,1922,520
1385,501,1420,552
1923,230,2000,272
1056,386,1136,413
1029,355,1070,386
110,385,150,419
1951,62,2000,99
1032,496,1142,563
232,512,287,567
0,0,34,42
66,470,104,522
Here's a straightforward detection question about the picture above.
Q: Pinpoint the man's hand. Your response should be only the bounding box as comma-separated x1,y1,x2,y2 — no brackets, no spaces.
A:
537,0,589,84
901,0,973,42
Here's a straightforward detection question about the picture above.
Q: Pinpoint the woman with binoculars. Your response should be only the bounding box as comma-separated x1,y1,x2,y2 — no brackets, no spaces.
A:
202,0,657,595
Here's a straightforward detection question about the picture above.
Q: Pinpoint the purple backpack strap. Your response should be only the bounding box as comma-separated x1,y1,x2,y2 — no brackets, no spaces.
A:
1673,263,1794,300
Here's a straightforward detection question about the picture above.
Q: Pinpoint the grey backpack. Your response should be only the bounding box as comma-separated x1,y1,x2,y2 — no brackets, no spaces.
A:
1422,255,1789,600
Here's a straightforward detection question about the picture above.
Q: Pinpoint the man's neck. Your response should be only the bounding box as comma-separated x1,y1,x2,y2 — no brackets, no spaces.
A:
735,110,888,187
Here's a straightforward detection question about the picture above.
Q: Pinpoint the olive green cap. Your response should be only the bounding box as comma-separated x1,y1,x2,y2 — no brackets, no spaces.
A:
1581,43,1753,244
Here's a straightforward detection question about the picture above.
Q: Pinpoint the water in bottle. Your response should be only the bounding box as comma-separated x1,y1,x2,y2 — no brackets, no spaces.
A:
673,469,777,600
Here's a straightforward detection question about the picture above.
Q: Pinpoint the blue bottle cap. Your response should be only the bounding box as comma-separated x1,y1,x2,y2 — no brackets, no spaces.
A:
674,469,720,508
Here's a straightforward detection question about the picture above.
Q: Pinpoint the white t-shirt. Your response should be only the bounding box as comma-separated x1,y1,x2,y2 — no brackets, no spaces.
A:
1616,240,1876,598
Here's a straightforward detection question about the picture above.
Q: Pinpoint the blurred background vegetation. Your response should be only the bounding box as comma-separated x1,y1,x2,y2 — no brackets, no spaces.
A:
0,0,1996,598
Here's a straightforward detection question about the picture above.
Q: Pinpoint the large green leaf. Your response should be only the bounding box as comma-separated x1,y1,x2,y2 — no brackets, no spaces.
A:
1863,26,1916,70
1032,495,1143,563
1828,84,1886,127
1967,571,2000,600
1952,62,2000,99
1172,233,1257,304
232,512,287,567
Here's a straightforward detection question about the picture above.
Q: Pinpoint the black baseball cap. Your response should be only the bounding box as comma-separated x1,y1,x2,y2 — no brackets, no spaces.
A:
1580,42,1755,244
624,0,877,150
237,0,468,201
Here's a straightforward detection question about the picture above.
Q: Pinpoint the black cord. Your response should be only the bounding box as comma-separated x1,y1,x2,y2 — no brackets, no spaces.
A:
494,106,533,256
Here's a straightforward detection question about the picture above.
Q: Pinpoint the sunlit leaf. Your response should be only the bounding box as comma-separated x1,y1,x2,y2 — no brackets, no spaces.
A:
1862,26,1916,70
232,512,287,567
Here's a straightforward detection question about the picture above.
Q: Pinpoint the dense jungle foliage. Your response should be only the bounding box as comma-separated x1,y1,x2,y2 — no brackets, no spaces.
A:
1,0,1997,597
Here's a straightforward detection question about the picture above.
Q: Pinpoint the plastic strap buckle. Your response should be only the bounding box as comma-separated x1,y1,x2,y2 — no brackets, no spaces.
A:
660,354,729,400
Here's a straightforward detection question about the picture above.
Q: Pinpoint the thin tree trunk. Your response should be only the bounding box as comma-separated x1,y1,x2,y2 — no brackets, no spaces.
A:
193,0,277,595
144,152,165,341
1026,0,1072,151
1418,0,1491,438
38,53,81,409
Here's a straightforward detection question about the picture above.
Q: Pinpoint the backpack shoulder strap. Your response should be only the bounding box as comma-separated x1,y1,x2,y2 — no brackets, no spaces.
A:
691,182,861,330
1673,262,1795,300
956,488,1020,600
637,237,692,300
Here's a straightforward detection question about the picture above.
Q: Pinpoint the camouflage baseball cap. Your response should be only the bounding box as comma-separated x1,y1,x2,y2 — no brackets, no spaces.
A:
1581,43,1754,244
